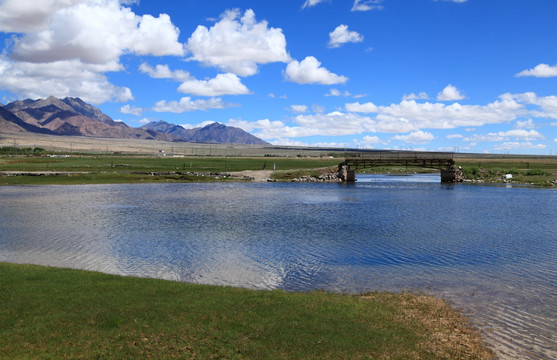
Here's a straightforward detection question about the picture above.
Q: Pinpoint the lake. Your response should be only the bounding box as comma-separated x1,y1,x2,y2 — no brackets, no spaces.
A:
1,174,555,359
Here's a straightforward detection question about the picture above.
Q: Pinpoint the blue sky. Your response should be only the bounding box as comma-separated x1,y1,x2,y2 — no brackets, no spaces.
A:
1,0,557,154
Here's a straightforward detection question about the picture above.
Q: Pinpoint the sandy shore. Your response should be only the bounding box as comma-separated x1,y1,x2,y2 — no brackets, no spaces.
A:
229,170,273,182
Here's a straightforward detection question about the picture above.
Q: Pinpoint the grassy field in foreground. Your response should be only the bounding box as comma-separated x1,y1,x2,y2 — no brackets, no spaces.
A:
0,155,340,185
0,263,492,359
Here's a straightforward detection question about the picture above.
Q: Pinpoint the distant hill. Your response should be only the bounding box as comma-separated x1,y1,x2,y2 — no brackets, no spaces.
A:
0,96,270,145
142,120,270,145
1,96,174,141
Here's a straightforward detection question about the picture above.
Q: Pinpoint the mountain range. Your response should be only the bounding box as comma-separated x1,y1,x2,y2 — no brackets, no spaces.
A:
0,96,269,145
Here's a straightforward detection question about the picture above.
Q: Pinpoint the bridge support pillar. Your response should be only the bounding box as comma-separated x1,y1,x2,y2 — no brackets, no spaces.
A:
441,169,456,182
338,165,356,182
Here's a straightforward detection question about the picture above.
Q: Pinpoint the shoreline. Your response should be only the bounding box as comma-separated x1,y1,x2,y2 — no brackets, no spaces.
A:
0,262,494,359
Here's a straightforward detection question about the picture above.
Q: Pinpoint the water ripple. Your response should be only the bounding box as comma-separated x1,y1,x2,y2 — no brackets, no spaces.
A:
1,178,556,359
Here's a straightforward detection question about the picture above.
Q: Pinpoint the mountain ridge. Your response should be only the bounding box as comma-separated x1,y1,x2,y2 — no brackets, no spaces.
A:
0,96,270,145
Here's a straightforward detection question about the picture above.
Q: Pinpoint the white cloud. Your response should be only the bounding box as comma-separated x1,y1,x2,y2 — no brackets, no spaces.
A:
285,56,348,85
352,0,384,12
0,57,132,104
328,25,364,48
186,9,290,77
437,84,465,101
326,88,352,97
139,63,192,82
0,0,183,103
499,129,544,140
227,91,556,144
290,105,308,113
177,73,250,97
9,1,183,64
463,129,544,143
120,104,143,116
434,0,468,3
152,97,238,113
345,101,378,113
361,135,383,145
179,121,215,130
392,131,435,144
312,104,325,113
515,119,536,129
346,96,525,133
504,92,557,119
302,0,327,9
516,64,557,78
139,63,249,97
137,118,151,125
403,92,429,100
0,0,87,32
494,142,546,151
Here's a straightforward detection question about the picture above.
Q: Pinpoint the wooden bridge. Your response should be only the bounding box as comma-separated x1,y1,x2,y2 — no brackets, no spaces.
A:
338,151,457,182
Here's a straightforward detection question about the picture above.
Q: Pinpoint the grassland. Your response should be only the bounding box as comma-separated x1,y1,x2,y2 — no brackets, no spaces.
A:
0,263,493,360
0,154,340,185
1,131,556,186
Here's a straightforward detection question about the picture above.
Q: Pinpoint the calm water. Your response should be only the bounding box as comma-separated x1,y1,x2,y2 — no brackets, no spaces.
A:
1,175,555,359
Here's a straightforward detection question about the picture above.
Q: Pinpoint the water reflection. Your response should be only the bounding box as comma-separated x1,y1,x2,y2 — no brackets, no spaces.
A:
0,177,555,359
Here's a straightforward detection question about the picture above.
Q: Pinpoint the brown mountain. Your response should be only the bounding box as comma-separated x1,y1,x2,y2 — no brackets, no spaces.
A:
142,121,270,145
1,96,174,140
1,96,270,145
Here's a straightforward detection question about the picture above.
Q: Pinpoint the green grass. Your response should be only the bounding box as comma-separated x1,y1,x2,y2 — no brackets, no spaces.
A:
0,263,492,359
0,156,340,185
456,158,557,186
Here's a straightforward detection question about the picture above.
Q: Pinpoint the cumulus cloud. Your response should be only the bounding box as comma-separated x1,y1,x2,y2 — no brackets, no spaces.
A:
302,0,327,9
9,1,183,64
152,97,238,113
392,131,435,144
516,64,557,78
361,135,383,146
504,92,557,119
346,96,525,132
284,56,348,85
326,88,351,97
0,57,132,103
515,119,536,129
494,142,546,151
186,9,290,77
463,129,544,143
177,73,250,97
328,25,364,48
139,63,192,82
345,101,378,113
352,0,384,11
120,104,143,116
437,84,465,101
0,0,87,32
403,92,429,100
0,0,184,102
290,105,308,113
228,91,555,145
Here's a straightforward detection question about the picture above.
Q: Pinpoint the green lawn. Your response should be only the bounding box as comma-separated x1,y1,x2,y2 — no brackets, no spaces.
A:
0,263,492,359
0,155,340,185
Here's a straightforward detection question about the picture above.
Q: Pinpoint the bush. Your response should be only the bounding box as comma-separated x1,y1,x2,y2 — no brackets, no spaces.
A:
524,169,551,176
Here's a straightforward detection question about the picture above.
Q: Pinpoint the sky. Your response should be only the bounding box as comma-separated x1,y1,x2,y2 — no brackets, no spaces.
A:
1,0,557,154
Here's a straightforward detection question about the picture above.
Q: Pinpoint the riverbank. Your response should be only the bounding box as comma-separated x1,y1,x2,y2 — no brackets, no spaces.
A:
0,262,493,359
1,153,556,186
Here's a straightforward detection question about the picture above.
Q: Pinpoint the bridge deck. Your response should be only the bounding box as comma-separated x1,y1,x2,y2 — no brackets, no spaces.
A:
342,151,455,171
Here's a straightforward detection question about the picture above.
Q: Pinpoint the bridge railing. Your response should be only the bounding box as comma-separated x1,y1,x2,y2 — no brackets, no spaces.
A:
345,151,454,161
